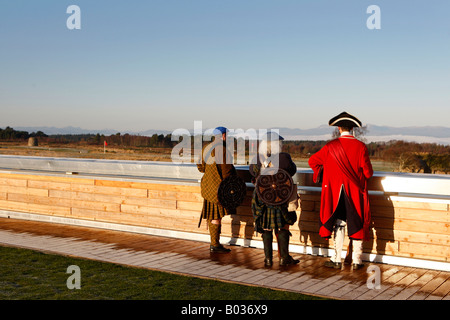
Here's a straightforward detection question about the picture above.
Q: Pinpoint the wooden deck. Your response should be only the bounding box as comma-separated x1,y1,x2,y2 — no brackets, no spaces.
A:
0,217,449,300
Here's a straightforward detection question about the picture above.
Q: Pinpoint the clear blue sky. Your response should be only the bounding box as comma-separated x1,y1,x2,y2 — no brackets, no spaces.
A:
1,1,449,133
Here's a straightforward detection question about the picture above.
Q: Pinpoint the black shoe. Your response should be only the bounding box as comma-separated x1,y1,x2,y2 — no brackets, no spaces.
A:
277,229,299,266
264,258,273,267
324,260,342,269
280,255,300,266
210,244,231,253
352,263,364,270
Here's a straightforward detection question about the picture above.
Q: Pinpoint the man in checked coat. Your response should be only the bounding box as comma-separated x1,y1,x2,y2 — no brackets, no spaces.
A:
197,126,236,253
250,131,300,267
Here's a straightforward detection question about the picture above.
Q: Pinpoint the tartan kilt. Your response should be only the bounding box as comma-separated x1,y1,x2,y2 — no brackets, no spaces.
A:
201,199,235,221
251,189,297,233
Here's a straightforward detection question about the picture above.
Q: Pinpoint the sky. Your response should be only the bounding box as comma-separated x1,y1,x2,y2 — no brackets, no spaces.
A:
0,1,449,133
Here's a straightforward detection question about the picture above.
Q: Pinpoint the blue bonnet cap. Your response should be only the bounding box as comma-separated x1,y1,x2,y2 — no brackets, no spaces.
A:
213,126,229,135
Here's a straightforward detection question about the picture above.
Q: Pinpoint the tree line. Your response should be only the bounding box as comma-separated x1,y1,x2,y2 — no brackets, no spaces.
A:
1,127,449,173
367,140,449,174
283,139,449,174
0,127,48,140
49,132,174,148
0,127,174,148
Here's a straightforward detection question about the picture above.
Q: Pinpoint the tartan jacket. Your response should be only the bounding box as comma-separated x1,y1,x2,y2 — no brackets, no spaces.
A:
197,140,236,204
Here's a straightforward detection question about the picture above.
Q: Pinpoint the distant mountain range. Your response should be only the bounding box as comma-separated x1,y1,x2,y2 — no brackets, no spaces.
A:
278,124,450,145
279,124,450,138
13,124,450,145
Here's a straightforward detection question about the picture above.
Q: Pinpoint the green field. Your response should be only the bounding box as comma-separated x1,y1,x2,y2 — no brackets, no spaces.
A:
0,245,325,300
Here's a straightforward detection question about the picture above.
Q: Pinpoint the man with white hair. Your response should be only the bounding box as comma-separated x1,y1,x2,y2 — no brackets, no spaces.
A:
250,131,300,267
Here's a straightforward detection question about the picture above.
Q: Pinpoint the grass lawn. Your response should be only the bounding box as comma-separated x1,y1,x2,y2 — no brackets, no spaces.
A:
0,245,325,300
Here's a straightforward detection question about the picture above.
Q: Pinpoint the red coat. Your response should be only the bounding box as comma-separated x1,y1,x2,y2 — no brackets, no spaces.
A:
308,135,373,241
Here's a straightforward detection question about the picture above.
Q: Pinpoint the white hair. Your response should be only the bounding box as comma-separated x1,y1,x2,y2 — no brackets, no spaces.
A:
259,139,282,157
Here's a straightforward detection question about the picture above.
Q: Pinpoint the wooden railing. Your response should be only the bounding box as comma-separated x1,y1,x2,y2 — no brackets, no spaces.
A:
0,155,448,271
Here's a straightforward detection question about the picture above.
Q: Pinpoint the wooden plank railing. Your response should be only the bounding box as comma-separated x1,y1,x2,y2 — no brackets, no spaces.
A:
0,155,448,269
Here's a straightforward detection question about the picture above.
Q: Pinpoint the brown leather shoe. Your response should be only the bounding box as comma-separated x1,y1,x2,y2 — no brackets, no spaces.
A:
210,244,231,253
324,259,342,269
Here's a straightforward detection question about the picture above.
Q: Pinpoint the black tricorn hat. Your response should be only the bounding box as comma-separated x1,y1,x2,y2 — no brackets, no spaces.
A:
328,111,362,128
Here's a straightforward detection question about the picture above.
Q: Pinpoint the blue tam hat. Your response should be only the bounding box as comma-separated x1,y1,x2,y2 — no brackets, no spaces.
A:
213,126,228,135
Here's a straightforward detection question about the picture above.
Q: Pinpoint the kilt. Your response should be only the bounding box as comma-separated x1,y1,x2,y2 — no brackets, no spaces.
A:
201,199,235,221
251,189,297,233
198,141,237,225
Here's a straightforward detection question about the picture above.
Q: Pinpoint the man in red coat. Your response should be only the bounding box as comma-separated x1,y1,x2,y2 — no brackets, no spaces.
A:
308,112,373,270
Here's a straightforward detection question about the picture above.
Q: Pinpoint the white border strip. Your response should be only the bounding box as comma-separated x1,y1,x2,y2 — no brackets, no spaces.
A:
0,210,449,272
